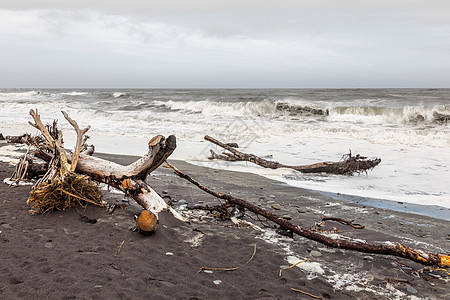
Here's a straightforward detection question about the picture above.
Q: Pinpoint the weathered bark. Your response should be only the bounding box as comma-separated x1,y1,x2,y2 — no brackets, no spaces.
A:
68,135,184,221
72,135,176,180
166,161,450,268
30,135,184,221
205,135,381,175
24,110,184,222
3,133,34,144
23,159,48,178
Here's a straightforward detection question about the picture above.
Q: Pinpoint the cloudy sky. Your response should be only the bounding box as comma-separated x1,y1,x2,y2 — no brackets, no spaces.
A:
1,1,449,88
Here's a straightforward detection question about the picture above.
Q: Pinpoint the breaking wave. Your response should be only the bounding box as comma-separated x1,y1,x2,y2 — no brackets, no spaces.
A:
151,99,450,126
152,100,277,117
1,89,448,127
329,105,450,126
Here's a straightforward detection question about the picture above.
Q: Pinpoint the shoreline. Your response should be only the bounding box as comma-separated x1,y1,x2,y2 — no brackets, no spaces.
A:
1,141,449,223
319,190,450,222
93,151,450,222
1,124,449,211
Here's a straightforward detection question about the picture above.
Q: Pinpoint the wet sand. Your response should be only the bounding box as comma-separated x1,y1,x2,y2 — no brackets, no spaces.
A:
0,151,449,299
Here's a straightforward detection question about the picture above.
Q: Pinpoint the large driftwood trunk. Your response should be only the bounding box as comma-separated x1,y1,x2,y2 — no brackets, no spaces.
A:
70,135,184,220
2,133,32,144
206,135,381,175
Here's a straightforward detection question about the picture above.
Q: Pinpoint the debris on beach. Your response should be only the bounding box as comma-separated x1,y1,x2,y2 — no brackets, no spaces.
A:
164,159,450,268
7,109,185,223
205,135,381,175
3,111,449,270
134,210,158,233
25,109,103,214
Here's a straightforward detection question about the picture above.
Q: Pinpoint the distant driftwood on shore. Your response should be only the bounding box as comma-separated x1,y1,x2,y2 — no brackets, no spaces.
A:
205,135,381,175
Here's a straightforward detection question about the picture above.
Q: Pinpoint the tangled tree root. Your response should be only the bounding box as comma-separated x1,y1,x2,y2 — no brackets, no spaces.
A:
27,172,103,214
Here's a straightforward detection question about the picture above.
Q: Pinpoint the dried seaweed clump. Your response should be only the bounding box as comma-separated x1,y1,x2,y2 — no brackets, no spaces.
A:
27,172,103,214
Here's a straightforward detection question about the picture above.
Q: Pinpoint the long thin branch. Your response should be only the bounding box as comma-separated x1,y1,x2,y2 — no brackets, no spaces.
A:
165,161,449,268
206,135,284,169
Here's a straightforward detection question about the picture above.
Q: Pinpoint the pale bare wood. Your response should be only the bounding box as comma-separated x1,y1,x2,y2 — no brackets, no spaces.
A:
26,110,183,221
29,109,71,174
70,153,185,221
68,136,175,179
27,147,184,221
64,134,182,221
28,109,54,149
61,110,91,172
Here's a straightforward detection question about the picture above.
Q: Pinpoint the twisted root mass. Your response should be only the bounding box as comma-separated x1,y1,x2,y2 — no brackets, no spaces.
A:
27,172,103,214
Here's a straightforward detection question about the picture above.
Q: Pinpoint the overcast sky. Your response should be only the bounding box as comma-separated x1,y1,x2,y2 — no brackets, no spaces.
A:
1,1,449,88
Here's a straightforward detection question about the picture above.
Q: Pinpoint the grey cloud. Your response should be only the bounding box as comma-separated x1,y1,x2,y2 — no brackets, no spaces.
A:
3,1,450,33
1,1,450,87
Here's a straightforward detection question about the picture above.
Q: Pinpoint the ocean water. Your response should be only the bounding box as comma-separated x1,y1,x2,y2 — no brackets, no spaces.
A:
0,88,449,210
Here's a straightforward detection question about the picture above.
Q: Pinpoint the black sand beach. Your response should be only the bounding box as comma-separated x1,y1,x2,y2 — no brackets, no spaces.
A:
0,151,449,299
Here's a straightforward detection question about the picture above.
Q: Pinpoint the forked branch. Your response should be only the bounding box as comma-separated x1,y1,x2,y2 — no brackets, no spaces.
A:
28,109,55,150
29,109,71,174
61,110,91,172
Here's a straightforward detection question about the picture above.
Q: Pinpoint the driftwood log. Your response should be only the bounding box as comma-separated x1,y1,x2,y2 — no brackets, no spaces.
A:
69,135,184,221
17,110,184,223
165,161,450,268
205,135,381,175
2,133,33,144
1,133,47,145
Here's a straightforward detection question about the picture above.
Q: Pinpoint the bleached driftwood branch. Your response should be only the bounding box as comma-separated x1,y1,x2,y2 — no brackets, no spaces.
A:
70,135,184,221
27,109,184,222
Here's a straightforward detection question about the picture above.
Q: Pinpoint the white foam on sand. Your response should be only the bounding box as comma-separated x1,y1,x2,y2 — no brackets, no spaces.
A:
286,255,324,279
257,229,295,256
327,272,417,300
287,257,421,299
278,238,420,299
3,178,34,186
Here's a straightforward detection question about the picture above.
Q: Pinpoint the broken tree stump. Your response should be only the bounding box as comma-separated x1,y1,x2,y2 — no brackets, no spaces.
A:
205,135,381,175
